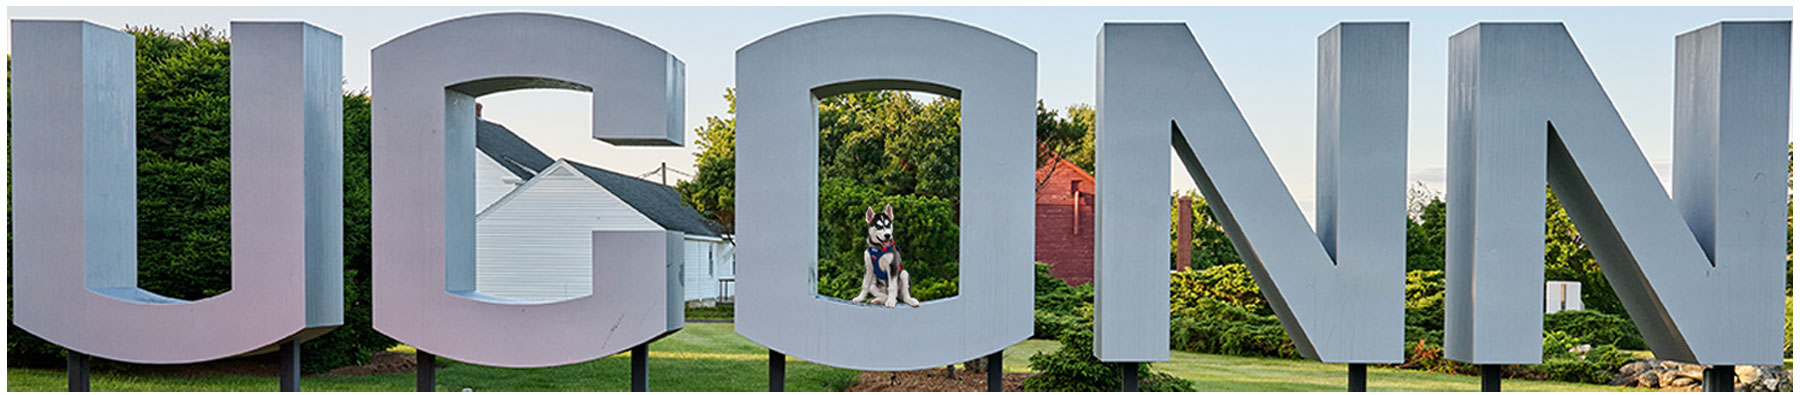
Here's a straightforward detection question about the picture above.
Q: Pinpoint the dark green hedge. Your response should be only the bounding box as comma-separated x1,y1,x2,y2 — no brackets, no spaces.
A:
814,177,959,301
1542,309,1647,350
1033,262,1093,339
1023,323,1194,392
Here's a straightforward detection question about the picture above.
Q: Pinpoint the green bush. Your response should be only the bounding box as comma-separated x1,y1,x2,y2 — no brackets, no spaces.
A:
1166,264,1296,358
1033,263,1093,339
1403,270,1446,352
1531,331,1638,384
815,177,959,301
1170,264,1269,316
1023,323,1194,392
1542,309,1647,350
1168,299,1298,359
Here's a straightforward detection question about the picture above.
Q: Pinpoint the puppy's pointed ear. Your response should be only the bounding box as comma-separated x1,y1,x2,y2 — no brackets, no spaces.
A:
865,206,876,223
883,203,894,219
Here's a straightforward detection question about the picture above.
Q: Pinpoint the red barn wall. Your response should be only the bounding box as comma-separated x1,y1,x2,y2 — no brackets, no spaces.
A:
1034,159,1096,286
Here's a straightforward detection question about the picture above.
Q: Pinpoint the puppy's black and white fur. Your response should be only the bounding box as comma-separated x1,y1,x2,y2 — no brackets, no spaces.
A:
850,203,920,308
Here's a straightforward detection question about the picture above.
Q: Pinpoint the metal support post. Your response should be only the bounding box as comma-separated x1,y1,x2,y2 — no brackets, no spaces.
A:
1480,364,1501,392
67,349,90,392
1121,362,1139,392
631,344,649,392
416,350,435,392
1348,363,1366,391
279,340,301,392
1702,365,1734,392
987,352,1002,392
768,349,785,392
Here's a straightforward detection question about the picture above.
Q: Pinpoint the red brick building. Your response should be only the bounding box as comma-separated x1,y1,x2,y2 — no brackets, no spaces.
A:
1034,156,1096,285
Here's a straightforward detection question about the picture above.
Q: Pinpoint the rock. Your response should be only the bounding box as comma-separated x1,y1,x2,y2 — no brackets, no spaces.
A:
1726,365,1792,392
1618,361,1646,377
1675,363,1705,380
1670,377,1699,388
1660,370,1684,387
963,357,987,373
1659,360,1684,370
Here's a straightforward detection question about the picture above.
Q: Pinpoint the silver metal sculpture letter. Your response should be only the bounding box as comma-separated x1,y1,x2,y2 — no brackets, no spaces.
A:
735,14,1036,371
11,20,344,363
1094,22,1407,363
371,12,686,367
1445,22,1788,365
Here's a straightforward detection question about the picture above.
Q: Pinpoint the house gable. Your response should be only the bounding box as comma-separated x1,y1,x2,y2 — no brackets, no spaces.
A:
1035,156,1096,285
475,151,522,212
473,161,662,301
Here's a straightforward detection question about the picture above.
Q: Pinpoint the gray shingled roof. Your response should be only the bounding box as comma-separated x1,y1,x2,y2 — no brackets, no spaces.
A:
476,119,555,180
565,160,722,238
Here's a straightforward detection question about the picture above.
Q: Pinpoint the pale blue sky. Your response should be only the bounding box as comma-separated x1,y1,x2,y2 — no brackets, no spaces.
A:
9,6,1792,219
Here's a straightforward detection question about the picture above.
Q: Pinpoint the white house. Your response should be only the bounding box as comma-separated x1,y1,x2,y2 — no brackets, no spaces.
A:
472,118,733,303
1545,281,1584,313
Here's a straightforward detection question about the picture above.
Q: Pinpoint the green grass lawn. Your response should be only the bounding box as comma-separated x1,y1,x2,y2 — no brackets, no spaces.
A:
7,324,856,392
1002,339,1643,392
9,324,1648,392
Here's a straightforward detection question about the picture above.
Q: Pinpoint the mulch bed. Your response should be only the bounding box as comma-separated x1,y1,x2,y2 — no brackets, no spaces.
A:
317,351,422,377
845,368,1034,392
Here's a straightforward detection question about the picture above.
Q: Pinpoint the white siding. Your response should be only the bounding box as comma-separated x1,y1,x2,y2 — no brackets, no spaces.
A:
475,164,661,301
682,238,733,301
474,152,523,213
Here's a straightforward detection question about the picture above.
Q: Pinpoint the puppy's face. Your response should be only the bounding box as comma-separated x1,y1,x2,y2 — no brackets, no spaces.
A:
864,204,896,246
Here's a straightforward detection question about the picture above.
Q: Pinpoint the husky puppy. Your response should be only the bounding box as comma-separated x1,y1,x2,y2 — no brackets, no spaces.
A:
849,203,920,308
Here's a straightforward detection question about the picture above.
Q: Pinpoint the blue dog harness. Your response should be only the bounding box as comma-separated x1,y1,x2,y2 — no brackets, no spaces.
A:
868,244,901,281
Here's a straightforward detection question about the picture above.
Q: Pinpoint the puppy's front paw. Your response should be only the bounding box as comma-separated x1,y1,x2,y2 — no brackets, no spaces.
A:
884,299,898,308
850,295,866,304
904,298,920,308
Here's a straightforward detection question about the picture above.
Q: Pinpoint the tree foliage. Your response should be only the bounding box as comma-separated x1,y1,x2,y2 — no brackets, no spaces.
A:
1036,102,1094,172
674,89,737,234
1544,187,1629,317
1405,183,1448,271
818,91,962,202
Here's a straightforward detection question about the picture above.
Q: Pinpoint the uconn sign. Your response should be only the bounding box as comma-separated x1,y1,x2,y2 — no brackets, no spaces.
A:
10,10,1788,393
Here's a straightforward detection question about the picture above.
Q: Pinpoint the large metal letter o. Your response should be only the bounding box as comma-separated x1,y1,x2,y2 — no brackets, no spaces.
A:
11,20,344,363
735,14,1036,371
372,12,687,367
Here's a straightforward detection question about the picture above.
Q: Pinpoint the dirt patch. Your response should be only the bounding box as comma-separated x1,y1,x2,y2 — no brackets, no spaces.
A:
106,352,284,377
845,368,1034,392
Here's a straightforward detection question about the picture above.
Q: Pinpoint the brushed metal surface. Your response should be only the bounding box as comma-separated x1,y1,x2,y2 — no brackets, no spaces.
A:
1445,22,1788,365
734,14,1036,371
10,20,344,363
371,12,685,368
1094,22,1407,363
